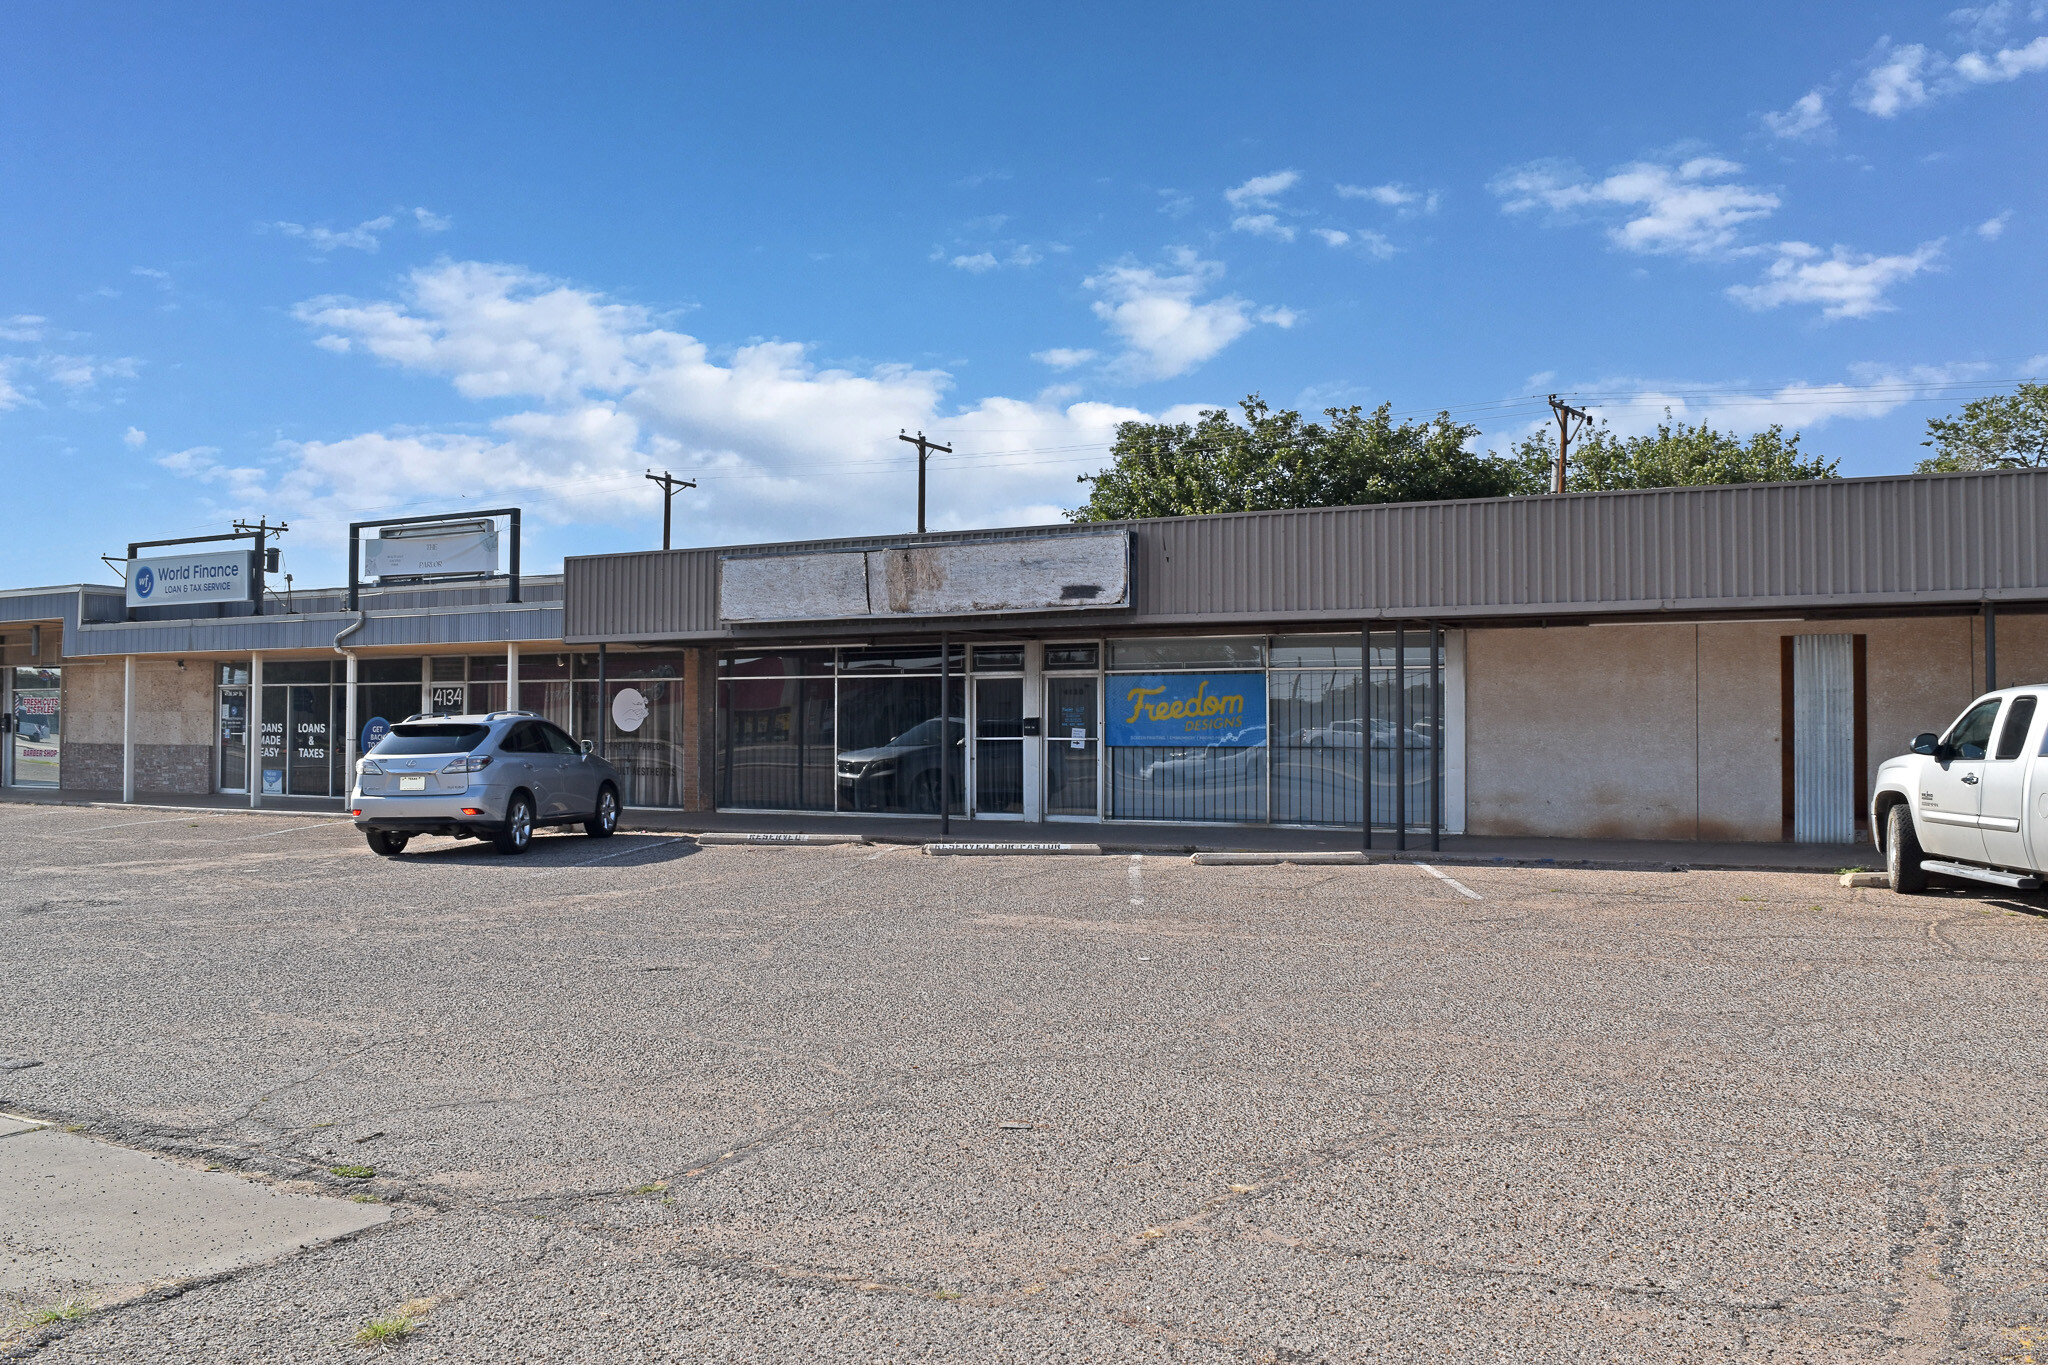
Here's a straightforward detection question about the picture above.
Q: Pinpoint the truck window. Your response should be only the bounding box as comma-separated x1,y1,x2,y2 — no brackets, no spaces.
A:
1947,699,2004,759
1996,695,2038,760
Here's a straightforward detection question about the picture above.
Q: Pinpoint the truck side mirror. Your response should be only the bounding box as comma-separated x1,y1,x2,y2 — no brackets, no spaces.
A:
1910,732,1941,756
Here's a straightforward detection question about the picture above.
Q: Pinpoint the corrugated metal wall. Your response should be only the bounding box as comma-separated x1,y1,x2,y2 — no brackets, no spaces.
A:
565,470,2048,643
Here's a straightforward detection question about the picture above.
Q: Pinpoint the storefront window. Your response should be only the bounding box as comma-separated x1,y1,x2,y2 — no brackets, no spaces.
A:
9,666,62,787
585,650,691,807
1105,667,1266,822
836,676,963,815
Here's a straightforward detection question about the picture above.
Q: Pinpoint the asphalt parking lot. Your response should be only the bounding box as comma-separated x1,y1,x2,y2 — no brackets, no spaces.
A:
4,804,2047,1362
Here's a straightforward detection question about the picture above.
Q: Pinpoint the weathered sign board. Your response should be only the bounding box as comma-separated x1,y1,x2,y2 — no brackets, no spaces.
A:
718,532,1130,623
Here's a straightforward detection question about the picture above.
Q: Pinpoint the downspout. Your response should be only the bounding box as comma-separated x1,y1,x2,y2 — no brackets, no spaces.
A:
335,610,367,802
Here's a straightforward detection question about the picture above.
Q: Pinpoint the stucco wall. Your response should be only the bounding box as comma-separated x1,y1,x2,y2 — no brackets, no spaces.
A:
60,658,216,794
1466,613,2028,842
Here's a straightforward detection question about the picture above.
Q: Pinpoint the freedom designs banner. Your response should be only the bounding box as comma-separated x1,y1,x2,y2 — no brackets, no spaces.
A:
1105,673,1267,748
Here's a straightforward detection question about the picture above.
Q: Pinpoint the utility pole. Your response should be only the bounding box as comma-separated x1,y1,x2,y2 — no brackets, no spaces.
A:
1547,395,1594,495
898,430,952,534
231,517,289,577
645,470,696,550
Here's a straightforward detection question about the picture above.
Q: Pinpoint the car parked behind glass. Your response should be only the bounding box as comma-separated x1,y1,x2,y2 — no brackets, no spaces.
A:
350,711,622,856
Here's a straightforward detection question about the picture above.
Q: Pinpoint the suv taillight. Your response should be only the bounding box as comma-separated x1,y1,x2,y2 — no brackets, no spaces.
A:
441,755,492,774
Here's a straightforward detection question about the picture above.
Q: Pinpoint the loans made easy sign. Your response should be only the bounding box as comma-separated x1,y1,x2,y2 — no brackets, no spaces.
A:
126,550,252,608
1106,673,1267,748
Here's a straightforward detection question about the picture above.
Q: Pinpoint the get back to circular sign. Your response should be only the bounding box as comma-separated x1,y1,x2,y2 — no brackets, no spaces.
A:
611,687,650,733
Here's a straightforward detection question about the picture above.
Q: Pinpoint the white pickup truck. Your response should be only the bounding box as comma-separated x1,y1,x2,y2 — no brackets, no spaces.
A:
1872,686,2047,892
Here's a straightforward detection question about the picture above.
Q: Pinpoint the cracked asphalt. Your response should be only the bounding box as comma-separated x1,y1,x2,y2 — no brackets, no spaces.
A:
4,802,2047,1362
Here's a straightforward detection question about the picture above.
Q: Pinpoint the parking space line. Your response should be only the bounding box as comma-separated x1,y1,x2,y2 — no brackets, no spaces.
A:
1415,863,1481,900
228,820,354,841
532,835,694,872
1129,853,1144,906
67,814,224,836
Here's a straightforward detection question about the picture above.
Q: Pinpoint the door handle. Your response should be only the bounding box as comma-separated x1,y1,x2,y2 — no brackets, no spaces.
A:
1962,774,1979,785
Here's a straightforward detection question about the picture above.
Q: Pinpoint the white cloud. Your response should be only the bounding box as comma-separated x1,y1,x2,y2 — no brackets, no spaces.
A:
1726,240,1943,318
1954,33,2048,80
1490,364,1997,452
1230,213,1296,242
1979,210,2014,239
1224,170,1298,210
1032,348,1098,369
123,426,146,448
1334,182,1438,214
1762,89,1832,139
0,314,45,342
1857,42,1935,115
1856,31,2048,116
950,252,999,272
173,260,1182,545
413,207,453,232
1082,248,1294,382
1492,156,1779,257
2027,353,2048,374
1007,245,1043,267
0,360,22,412
1312,228,1350,247
270,214,397,253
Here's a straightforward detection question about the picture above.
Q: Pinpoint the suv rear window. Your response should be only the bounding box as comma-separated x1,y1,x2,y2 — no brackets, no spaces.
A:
372,724,490,755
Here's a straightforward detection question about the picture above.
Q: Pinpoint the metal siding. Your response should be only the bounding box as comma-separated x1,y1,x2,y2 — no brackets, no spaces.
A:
561,470,2048,642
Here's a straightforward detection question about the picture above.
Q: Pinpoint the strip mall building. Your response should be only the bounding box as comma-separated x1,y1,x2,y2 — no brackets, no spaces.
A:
4,468,2042,845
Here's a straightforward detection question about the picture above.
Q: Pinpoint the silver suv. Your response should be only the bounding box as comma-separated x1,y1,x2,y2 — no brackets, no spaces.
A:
350,711,623,856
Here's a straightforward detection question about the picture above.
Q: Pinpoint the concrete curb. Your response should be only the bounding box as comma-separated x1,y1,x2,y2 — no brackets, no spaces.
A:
691,832,869,846
1190,851,1375,866
1841,870,1890,887
925,842,1103,856
0,796,343,821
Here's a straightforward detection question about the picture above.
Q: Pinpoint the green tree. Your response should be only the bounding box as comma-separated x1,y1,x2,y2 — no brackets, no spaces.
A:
1068,396,1533,520
1915,382,2048,472
1500,415,1837,491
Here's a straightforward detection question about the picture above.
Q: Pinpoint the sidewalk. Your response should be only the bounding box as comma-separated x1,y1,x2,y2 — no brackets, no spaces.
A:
0,788,1876,871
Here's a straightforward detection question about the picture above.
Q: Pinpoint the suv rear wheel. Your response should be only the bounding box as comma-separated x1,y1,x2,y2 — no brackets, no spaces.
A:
1887,803,1928,894
365,830,410,857
495,793,535,855
585,784,619,838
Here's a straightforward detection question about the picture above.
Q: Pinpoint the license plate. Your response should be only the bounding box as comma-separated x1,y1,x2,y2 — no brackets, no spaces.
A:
398,775,427,791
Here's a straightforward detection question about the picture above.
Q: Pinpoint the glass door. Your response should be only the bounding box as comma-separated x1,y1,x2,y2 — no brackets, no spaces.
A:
973,677,1024,817
9,666,62,788
1045,675,1099,819
217,687,249,792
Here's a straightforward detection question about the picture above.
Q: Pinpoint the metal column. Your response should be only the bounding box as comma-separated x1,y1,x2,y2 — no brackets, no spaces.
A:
121,656,135,804
1986,602,1998,691
1429,623,1442,853
507,641,521,712
343,651,358,800
596,644,608,757
248,653,263,808
1360,623,1372,852
1395,622,1407,852
940,631,951,836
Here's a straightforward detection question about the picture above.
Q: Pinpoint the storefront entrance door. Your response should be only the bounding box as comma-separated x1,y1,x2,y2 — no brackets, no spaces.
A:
1045,676,1099,819
973,677,1024,816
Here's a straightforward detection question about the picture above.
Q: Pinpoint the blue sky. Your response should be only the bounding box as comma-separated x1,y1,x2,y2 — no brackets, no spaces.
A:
3,1,2044,588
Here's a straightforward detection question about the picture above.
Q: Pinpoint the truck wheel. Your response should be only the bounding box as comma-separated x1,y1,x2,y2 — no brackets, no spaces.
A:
365,830,409,857
494,794,535,855
1887,804,1928,894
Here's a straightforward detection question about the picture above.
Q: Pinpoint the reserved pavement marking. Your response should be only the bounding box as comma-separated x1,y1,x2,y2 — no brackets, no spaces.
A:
1128,853,1144,907
1416,863,1481,899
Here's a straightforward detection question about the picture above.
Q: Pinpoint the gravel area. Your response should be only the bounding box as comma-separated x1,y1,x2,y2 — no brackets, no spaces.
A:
2,803,2044,1361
